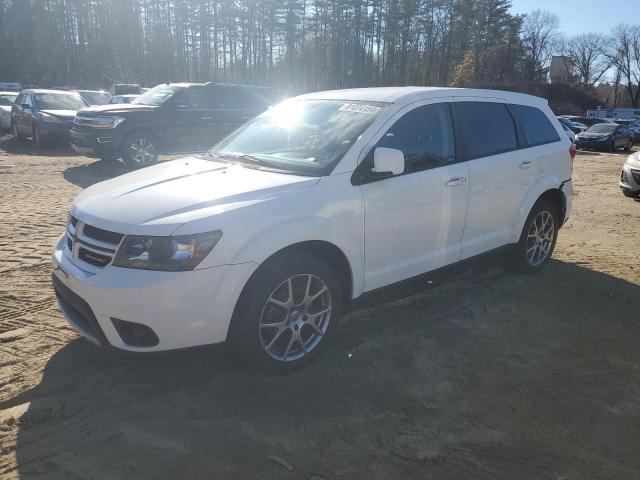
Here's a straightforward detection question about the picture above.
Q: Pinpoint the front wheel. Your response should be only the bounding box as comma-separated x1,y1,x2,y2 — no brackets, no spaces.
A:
122,133,158,168
624,140,633,151
229,251,343,371
608,139,616,152
622,189,638,198
510,199,559,273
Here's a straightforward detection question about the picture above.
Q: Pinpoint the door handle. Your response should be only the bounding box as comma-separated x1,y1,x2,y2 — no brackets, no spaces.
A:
445,177,466,187
519,160,533,169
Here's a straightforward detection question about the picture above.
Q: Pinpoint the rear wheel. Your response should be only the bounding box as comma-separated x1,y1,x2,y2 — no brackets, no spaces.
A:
122,133,158,168
510,199,559,273
229,251,343,371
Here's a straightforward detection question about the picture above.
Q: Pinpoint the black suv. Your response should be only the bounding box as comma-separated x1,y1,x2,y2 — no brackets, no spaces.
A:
70,82,281,167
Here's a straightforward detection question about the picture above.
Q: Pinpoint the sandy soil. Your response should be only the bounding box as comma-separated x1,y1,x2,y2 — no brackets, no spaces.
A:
0,134,639,479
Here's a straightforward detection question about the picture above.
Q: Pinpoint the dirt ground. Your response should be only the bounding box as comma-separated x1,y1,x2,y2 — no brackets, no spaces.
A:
0,133,639,480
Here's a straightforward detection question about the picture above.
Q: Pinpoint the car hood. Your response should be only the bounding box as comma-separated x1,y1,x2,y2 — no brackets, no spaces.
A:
40,109,77,120
78,103,157,116
72,157,320,236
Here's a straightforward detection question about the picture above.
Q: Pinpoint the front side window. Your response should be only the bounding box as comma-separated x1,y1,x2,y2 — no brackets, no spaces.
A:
374,103,455,173
455,102,518,159
510,104,560,147
34,92,86,110
211,99,388,176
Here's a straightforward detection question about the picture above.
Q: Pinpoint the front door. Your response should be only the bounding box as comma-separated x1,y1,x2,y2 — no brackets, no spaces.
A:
358,101,469,292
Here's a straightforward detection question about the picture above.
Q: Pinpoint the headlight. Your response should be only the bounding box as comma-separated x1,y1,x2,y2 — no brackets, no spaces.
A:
112,231,222,271
41,112,62,123
91,116,126,129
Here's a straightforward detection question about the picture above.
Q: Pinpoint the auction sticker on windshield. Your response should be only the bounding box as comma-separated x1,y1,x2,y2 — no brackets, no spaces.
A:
339,103,382,114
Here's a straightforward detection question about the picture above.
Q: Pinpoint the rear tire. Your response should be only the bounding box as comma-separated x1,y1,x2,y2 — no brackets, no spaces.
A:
121,132,158,168
229,251,343,372
510,199,559,274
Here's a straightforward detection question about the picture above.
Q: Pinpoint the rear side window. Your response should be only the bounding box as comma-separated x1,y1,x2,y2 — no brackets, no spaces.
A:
454,102,517,159
375,103,455,173
510,104,560,147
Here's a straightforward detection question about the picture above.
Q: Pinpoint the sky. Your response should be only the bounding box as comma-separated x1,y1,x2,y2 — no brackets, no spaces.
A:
509,0,635,37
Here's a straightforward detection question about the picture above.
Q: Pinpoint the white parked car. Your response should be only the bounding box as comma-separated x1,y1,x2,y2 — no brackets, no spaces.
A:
52,87,574,370
0,91,18,129
620,151,640,198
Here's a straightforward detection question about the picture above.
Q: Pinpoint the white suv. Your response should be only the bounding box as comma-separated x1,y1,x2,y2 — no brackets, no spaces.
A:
52,87,574,369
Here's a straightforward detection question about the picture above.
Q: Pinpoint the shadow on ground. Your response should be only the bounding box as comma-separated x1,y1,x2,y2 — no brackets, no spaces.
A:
0,135,79,158
9,260,640,479
63,158,131,188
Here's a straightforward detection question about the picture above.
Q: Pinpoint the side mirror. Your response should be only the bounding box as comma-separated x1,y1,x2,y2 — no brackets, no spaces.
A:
372,147,404,176
21,103,31,110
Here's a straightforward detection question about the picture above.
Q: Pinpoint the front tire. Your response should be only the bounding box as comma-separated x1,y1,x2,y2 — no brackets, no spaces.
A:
622,189,638,198
624,140,633,151
122,132,158,168
510,199,559,273
229,251,343,371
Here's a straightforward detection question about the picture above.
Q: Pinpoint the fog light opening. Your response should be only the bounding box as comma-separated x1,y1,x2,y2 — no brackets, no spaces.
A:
111,318,159,347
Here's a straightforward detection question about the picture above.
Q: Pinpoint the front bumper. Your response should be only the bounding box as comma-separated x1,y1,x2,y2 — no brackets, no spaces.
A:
70,129,123,159
52,234,258,352
39,120,74,140
620,163,640,193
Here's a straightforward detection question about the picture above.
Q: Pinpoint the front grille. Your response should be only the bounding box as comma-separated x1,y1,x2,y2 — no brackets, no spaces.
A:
65,215,123,271
78,247,112,267
631,169,640,185
83,224,124,245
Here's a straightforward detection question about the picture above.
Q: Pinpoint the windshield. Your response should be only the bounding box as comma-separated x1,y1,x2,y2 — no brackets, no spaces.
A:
210,99,388,176
0,93,17,106
35,92,87,110
587,124,616,133
131,85,179,106
79,91,109,105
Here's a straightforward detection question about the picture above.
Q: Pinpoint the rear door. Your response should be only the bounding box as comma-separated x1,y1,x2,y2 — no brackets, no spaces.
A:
452,100,538,259
358,100,470,291
163,87,211,152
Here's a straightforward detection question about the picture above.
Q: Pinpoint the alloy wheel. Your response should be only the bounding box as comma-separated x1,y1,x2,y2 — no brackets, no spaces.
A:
129,137,156,166
526,210,555,266
259,273,332,362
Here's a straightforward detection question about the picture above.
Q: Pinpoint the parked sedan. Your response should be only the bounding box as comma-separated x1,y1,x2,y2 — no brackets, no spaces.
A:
0,91,18,130
575,123,634,151
11,89,88,146
611,118,640,143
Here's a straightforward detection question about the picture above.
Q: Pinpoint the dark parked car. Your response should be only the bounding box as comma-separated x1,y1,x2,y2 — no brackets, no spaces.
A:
575,123,634,151
71,82,282,167
11,89,88,146
109,94,139,104
609,118,640,142
76,90,110,106
557,116,587,134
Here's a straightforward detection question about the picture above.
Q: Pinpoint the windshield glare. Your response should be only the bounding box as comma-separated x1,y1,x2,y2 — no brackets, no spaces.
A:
211,99,387,176
588,124,616,133
35,92,87,110
132,85,178,106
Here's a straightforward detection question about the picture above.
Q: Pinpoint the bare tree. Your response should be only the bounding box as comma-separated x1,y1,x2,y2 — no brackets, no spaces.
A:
607,25,640,107
521,9,561,81
565,33,610,88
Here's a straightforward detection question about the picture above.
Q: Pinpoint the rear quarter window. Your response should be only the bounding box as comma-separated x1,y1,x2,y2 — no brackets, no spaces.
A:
509,104,560,147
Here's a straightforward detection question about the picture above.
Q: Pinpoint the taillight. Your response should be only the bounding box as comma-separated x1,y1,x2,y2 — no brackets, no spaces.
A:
569,143,577,161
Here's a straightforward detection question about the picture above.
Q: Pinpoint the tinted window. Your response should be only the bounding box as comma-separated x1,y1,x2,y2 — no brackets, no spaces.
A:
375,103,455,173
208,86,269,110
510,104,560,146
173,87,208,108
455,102,517,158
